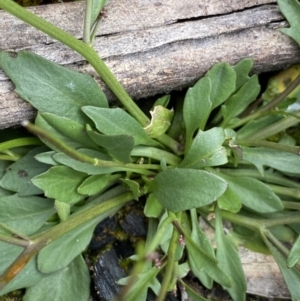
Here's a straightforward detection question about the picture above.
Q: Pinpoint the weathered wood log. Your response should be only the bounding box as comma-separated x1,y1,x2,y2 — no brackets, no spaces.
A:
1,0,300,129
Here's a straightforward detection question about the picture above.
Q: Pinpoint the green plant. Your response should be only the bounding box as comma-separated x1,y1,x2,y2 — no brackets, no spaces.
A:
0,0,300,300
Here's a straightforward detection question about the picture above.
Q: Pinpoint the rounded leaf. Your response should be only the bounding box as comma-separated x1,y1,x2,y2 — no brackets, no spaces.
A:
152,169,227,212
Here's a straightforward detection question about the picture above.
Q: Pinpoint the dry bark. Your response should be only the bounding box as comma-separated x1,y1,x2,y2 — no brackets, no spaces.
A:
1,0,300,129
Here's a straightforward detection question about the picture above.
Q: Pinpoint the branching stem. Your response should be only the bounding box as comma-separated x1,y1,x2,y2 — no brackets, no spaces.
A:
22,121,160,175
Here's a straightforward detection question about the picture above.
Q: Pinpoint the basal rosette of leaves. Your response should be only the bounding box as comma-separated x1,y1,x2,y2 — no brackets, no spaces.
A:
0,0,300,300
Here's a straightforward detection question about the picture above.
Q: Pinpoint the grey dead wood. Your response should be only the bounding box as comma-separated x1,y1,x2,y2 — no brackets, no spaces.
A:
0,0,300,129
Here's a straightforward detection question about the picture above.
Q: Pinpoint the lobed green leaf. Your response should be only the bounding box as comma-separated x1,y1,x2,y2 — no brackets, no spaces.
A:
189,209,214,288
39,112,99,149
37,195,127,274
144,193,164,218
0,51,108,124
52,150,116,175
86,126,134,163
241,146,300,176
278,0,300,46
0,146,50,196
38,218,99,273
77,174,111,196
218,172,283,213
221,75,260,126
35,113,87,150
237,115,282,139
262,231,300,301
287,234,300,268
179,280,210,301
117,266,160,301
120,178,141,200
205,62,236,109
0,244,43,296
35,151,58,166
90,0,108,27
82,106,159,147
217,186,242,213
24,255,90,301
183,76,212,149
184,230,233,288
0,161,13,197
215,208,247,301
0,194,55,235
152,94,170,108
32,166,87,204
179,127,227,168
232,58,253,90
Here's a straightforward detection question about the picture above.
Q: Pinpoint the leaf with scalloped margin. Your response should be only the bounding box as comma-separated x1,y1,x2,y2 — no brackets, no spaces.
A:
278,0,300,46
0,51,108,124
241,146,300,176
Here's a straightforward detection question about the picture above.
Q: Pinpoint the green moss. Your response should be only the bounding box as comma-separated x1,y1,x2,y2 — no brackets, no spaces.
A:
0,290,23,301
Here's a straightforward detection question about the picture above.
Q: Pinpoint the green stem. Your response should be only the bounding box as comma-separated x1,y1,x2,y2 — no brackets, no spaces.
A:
131,146,182,166
0,137,42,152
0,154,21,161
201,208,300,230
259,74,300,113
81,181,125,208
0,243,40,290
218,168,300,188
156,135,182,155
31,191,134,244
23,121,160,175
230,110,265,129
83,0,92,44
145,213,176,256
0,222,30,241
94,161,160,174
282,201,300,210
239,139,300,155
90,15,102,42
245,110,300,140
268,184,300,200
231,74,300,129
240,95,263,118
214,210,262,230
21,121,97,163
260,212,300,228
178,279,209,301
0,234,29,247
262,229,290,257
156,226,178,301
145,218,158,248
